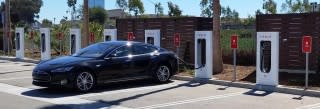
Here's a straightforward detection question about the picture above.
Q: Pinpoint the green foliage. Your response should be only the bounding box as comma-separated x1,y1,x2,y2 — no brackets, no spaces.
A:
263,0,277,14
41,19,53,27
281,0,311,13
155,2,164,16
89,22,104,43
220,29,255,55
221,6,240,24
242,15,256,26
3,0,43,25
67,0,77,11
128,0,144,16
200,0,213,17
255,9,263,15
115,0,144,17
89,7,107,24
116,0,128,11
167,2,182,17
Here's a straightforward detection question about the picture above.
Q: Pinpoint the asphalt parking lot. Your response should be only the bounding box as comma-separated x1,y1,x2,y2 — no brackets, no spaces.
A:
1,60,320,109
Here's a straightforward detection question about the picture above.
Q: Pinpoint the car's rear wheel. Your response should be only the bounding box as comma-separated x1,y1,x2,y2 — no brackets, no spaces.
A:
75,71,95,92
154,65,171,83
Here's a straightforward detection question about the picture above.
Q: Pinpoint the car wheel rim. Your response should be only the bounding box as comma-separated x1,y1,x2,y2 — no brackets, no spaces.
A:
76,72,94,91
156,66,170,82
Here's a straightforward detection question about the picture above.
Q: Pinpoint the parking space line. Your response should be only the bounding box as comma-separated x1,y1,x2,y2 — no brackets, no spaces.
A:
296,103,320,109
136,91,245,109
0,83,131,109
0,76,31,81
74,83,180,98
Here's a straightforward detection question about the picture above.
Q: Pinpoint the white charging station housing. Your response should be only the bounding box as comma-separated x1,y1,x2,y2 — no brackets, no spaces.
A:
103,29,117,41
70,28,81,55
256,32,279,86
194,31,213,79
40,28,51,60
15,28,24,59
145,30,160,47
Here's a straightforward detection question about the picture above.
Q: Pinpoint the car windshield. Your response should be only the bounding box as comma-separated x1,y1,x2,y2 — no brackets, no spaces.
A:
72,43,117,58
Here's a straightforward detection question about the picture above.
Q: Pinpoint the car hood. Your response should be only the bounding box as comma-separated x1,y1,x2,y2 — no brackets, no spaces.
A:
37,56,94,69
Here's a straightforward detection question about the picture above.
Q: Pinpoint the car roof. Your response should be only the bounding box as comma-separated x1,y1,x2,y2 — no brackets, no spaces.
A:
100,41,146,47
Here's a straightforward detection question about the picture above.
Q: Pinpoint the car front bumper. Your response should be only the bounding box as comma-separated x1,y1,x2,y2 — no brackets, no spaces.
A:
32,70,75,88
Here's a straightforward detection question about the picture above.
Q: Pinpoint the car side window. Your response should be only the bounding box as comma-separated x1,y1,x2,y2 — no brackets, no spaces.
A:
132,45,158,55
109,46,131,57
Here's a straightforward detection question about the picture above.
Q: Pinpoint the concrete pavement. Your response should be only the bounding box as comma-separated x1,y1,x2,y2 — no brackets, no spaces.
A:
0,59,320,109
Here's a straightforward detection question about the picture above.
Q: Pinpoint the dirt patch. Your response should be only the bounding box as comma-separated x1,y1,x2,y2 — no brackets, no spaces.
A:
178,64,320,90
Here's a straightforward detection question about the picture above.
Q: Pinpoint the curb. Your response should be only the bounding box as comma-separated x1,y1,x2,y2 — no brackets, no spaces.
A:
0,56,39,64
173,75,320,97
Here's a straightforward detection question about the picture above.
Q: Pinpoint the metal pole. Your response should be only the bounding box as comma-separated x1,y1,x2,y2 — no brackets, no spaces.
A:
305,53,309,89
59,40,62,56
7,32,9,56
32,39,34,58
176,47,179,73
233,49,237,81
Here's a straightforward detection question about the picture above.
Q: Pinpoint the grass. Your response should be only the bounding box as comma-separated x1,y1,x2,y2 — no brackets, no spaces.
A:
221,29,255,55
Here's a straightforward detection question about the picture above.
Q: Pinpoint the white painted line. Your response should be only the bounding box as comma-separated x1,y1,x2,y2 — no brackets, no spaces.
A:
136,91,244,109
0,83,131,109
75,82,181,98
0,76,31,81
296,103,320,109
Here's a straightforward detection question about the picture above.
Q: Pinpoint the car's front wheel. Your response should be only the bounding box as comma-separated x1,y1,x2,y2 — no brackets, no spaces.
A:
75,71,95,92
154,65,171,83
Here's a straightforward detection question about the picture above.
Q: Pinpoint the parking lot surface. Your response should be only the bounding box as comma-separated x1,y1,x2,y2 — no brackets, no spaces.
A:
0,60,320,109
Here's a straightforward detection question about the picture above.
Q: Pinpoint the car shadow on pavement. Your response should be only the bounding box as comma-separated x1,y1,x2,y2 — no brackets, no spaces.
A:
37,80,207,109
21,79,177,98
97,80,205,106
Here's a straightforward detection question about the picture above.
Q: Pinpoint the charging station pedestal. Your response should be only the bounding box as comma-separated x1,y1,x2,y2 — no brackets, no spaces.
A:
256,32,279,86
40,28,51,60
15,28,24,59
70,28,81,54
103,29,117,41
145,30,160,47
194,31,213,79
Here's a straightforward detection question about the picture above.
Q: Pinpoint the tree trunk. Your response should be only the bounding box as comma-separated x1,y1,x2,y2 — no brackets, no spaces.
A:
3,0,11,55
212,0,223,73
82,0,89,48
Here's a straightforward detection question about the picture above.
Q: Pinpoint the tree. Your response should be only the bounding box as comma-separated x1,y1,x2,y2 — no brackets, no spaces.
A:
263,0,277,14
128,0,144,16
83,0,89,47
42,19,52,27
281,0,311,13
221,6,240,24
67,0,77,26
212,0,223,73
200,0,213,17
116,0,128,11
67,0,77,13
155,2,164,16
167,2,182,17
89,7,107,24
116,0,144,17
3,0,43,25
255,9,263,15
243,15,256,26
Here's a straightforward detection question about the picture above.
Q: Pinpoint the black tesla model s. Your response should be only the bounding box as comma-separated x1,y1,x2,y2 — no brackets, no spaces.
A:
33,41,178,92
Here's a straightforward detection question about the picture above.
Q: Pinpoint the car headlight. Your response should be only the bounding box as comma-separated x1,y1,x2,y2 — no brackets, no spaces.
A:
51,66,74,72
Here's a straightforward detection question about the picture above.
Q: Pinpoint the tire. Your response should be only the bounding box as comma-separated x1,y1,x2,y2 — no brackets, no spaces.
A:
74,70,95,92
153,65,171,83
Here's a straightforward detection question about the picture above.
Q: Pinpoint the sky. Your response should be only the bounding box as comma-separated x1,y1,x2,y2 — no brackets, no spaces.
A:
0,0,320,23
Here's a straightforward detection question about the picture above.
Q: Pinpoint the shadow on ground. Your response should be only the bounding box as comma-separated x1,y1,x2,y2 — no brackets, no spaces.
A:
30,79,207,109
